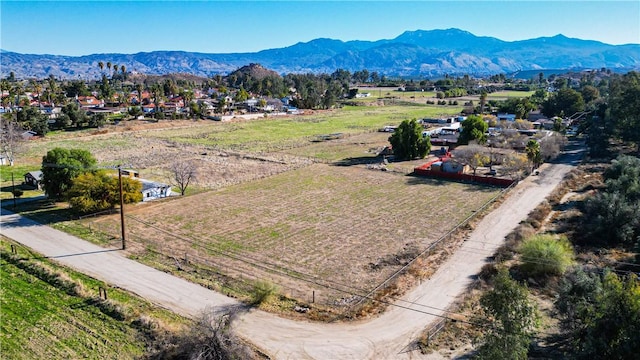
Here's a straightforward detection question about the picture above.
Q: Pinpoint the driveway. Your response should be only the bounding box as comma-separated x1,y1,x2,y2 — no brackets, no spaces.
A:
0,140,585,359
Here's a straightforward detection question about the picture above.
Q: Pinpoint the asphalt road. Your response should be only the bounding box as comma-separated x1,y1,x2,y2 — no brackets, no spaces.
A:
0,140,585,359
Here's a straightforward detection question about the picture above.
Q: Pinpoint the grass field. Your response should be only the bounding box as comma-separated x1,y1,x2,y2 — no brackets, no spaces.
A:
0,238,188,359
0,165,44,201
486,90,535,99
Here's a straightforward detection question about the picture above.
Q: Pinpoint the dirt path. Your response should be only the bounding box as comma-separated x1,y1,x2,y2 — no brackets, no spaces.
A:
0,140,585,360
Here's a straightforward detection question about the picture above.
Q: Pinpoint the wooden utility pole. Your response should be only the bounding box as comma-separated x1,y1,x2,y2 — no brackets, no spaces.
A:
11,173,16,208
118,166,126,250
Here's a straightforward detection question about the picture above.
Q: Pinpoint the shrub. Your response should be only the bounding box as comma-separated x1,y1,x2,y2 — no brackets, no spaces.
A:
250,280,279,306
519,234,574,277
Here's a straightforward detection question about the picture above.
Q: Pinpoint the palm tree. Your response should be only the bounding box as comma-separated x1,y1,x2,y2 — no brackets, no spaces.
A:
98,61,104,73
47,75,57,104
106,62,112,72
135,83,143,105
34,83,43,107
120,65,127,81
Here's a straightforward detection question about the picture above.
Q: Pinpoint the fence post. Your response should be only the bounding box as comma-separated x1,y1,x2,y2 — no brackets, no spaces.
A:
99,287,108,300
10,244,17,254
312,290,315,303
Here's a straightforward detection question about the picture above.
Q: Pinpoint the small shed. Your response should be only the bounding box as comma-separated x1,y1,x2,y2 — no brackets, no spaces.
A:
140,179,171,202
24,170,43,189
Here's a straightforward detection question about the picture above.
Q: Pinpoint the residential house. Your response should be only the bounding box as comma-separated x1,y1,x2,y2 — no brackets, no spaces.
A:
24,171,43,189
139,179,171,202
497,113,516,122
76,96,104,110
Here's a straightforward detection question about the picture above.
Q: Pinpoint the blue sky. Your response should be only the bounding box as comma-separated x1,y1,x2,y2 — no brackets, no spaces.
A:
2,1,639,56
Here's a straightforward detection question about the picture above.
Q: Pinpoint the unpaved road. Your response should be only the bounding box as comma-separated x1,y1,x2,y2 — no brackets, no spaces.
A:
0,140,584,360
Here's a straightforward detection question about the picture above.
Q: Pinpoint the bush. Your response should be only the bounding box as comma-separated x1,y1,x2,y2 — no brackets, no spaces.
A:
250,280,279,306
519,234,574,277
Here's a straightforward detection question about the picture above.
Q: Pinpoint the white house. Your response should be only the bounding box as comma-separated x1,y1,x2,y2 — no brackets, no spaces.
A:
139,179,171,202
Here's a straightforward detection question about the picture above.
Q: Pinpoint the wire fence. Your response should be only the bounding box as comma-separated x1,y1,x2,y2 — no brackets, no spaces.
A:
80,218,342,306
342,180,518,315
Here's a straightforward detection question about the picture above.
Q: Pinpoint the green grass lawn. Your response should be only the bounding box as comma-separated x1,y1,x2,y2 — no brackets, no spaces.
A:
0,238,188,359
486,90,535,99
0,165,44,201
148,105,462,152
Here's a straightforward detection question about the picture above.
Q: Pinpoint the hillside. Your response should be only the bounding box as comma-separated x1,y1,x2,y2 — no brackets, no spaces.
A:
1,28,639,79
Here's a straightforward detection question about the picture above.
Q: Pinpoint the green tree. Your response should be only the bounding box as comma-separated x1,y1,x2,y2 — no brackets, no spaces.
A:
41,148,97,200
15,105,49,136
458,115,488,145
67,171,142,214
388,119,431,161
608,72,640,150
581,155,640,247
542,88,585,118
519,234,574,278
525,140,542,171
557,269,640,359
88,113,106,128
62,103,89,128
475,268,539,360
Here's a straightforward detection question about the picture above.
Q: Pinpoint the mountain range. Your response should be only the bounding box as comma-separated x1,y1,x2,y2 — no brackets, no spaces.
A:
2,28,639,80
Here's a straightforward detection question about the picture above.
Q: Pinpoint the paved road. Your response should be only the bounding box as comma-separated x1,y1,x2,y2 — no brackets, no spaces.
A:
0,140,584,359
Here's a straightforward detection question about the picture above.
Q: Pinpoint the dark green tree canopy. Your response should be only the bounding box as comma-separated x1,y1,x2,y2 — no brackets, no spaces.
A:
542,88,585,118
458,115,488,145
476,268,539,360
388,119,431,161
557,268,640,359
41,148,97,200
15,105,49,136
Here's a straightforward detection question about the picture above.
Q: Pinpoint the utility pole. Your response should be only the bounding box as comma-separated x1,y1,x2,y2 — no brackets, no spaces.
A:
11,172,16,208
118,166,126,250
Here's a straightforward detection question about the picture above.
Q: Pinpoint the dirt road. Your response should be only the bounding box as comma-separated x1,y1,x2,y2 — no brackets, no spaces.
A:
0,140,584,359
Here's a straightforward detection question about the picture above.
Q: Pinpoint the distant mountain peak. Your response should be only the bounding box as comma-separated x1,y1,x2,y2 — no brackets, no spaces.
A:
2,28,639,79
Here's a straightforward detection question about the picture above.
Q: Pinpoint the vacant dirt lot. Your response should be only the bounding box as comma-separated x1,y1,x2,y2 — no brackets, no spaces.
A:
87,163,500,306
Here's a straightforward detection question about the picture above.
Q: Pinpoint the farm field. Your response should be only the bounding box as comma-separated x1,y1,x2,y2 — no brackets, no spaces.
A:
0,238,188,359
84,164,501,306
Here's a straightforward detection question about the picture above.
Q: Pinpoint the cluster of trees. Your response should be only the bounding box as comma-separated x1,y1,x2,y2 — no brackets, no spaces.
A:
556,268,640,359
41,148,141,214
581,155,640,252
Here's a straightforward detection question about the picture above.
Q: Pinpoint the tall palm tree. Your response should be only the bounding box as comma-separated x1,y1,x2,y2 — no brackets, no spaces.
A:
98,61,104,73
106,62,112,73
34,83,43,107
120,65,127,81
135,83,143,105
